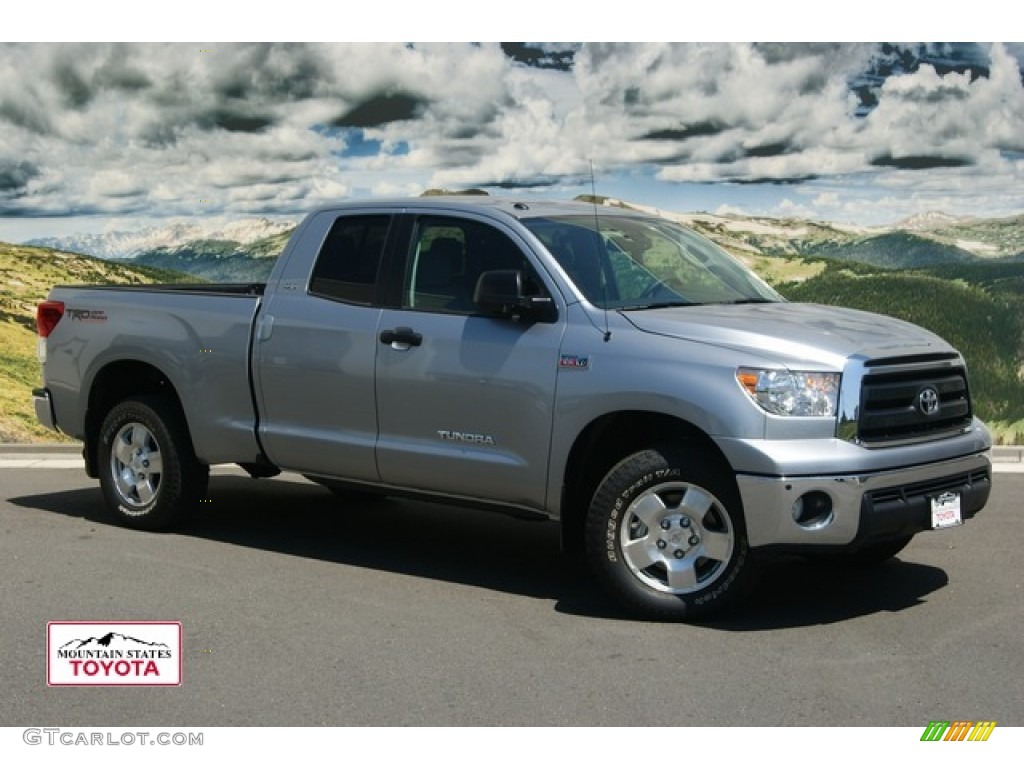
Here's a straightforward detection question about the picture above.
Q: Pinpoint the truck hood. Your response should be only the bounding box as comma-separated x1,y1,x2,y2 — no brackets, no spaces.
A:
621,302,953,367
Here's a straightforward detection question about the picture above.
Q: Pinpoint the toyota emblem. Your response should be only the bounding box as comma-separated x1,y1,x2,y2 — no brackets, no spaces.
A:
918,387,940,416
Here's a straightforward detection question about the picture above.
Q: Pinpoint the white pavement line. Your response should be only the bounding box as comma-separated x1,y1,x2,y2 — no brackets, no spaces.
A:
0,459,85,469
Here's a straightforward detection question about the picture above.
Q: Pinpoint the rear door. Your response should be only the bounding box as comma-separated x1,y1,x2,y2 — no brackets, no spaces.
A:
374,213,564,511
254,210,398,480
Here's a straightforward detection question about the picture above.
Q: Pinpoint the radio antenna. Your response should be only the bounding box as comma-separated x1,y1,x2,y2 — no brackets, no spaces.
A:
589,160,611,342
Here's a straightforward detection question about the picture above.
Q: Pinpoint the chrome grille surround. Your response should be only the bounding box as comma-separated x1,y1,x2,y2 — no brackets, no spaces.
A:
838,353,974,446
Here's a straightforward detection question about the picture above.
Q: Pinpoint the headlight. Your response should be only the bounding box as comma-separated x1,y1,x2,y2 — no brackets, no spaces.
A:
736,368,840,417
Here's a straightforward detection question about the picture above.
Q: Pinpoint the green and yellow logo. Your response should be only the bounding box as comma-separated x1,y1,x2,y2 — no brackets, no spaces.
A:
921,721,997,741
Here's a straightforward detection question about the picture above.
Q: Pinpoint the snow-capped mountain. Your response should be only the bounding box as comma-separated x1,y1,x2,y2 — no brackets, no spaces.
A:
27,217,296,260
894,211,968,231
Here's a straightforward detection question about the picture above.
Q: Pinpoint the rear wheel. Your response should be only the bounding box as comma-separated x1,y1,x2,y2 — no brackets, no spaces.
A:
98,397,208,531
585,446,754,621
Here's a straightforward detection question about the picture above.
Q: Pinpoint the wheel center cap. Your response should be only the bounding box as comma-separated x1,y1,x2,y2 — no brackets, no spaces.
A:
657,515,700,557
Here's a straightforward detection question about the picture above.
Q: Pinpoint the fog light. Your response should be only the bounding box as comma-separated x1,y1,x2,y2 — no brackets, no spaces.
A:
792,491,834,529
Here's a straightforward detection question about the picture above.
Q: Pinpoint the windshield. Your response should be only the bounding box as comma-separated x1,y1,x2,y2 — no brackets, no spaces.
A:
523,214,782,309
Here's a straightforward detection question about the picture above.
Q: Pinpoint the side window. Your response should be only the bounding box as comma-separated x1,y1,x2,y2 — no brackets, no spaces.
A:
309,215,391,305
404,216,545,314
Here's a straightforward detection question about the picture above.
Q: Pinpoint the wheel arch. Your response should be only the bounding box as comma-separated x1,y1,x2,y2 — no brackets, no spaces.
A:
559,411,737,554
83,360,194,478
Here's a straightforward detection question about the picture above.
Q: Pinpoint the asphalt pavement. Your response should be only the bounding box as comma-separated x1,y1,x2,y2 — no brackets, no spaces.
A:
1,445,1021,727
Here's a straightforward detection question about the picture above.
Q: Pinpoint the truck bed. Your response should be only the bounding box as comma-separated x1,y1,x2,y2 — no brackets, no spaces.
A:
41,283,265,467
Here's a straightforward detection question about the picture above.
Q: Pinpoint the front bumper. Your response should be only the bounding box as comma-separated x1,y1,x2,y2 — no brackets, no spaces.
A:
32,387,58,432
736,451,991,549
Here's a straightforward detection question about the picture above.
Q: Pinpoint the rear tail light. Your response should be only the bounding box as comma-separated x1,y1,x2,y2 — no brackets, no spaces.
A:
36,300,65,337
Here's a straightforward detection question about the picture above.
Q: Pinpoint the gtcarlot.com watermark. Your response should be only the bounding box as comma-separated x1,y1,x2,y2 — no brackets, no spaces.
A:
23,728,203,747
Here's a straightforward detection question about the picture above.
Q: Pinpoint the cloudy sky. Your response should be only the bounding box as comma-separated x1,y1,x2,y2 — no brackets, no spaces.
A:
2,40,1023,242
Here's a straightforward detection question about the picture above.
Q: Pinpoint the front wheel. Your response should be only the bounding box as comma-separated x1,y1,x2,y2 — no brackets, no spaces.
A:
585,446,754,621
98,396,208,531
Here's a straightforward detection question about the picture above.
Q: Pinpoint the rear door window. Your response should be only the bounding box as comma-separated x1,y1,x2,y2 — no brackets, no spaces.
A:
309,215,392,305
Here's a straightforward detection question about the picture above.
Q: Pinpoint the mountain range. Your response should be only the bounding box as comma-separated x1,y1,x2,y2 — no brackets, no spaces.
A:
668,209,1024,264
21,204,1024,284
28,217,295,261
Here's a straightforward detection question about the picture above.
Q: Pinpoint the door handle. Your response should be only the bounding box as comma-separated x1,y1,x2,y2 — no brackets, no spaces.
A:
379,326,423,348
255,313,275,342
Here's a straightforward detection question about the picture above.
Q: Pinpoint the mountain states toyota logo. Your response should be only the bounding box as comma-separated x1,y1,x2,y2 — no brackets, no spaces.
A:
47,622,182,686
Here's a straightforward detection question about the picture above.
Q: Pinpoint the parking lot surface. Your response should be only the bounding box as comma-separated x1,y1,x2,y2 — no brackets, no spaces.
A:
1,462,1020,726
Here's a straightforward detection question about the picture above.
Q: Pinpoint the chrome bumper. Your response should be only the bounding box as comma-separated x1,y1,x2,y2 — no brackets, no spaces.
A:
738,451,992,548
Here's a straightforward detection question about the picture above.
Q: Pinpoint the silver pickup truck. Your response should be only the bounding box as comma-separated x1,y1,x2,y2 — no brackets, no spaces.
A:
33,197,992,619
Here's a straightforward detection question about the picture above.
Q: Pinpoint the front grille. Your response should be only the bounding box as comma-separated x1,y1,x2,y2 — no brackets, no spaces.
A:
853,355,974,444
867,468,989,506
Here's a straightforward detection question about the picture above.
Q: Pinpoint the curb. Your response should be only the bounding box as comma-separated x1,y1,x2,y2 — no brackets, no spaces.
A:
992,446,1023,463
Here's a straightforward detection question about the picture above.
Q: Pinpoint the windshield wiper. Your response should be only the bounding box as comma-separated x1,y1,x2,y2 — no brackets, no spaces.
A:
618,300,698,311
712,298,777,305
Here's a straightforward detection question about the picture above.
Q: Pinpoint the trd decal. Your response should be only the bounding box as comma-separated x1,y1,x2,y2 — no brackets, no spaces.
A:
67,309,108,322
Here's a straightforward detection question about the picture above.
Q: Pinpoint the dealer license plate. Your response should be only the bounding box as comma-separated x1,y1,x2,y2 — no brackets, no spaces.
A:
931,491,963,529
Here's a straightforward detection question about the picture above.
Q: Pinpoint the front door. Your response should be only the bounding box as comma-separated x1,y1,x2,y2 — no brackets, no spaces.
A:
375,214,563,511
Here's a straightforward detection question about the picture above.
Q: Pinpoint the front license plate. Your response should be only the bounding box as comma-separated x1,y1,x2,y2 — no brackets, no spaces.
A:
931,491,963,529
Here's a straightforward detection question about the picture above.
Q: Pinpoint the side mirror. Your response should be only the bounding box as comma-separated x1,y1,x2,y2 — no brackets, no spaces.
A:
474,270,555,322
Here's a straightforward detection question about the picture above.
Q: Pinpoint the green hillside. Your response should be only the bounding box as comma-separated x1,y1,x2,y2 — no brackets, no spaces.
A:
0,243,196,442
816,232,979,268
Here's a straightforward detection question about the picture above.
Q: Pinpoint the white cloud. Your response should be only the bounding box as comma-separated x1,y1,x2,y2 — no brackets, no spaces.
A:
1,41,1022,239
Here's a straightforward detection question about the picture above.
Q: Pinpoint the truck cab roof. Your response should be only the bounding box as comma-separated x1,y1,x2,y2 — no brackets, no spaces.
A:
307,196,651,223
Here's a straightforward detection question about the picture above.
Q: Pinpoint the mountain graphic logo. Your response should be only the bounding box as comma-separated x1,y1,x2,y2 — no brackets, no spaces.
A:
59,632,170,651
47,621,182,687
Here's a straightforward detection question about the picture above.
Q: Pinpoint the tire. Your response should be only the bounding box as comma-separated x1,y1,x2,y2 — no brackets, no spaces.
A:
98,396,209,531
585,446,754,621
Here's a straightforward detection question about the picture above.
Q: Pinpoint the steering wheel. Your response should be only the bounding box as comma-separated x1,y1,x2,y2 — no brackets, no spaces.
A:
638,278,683,301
